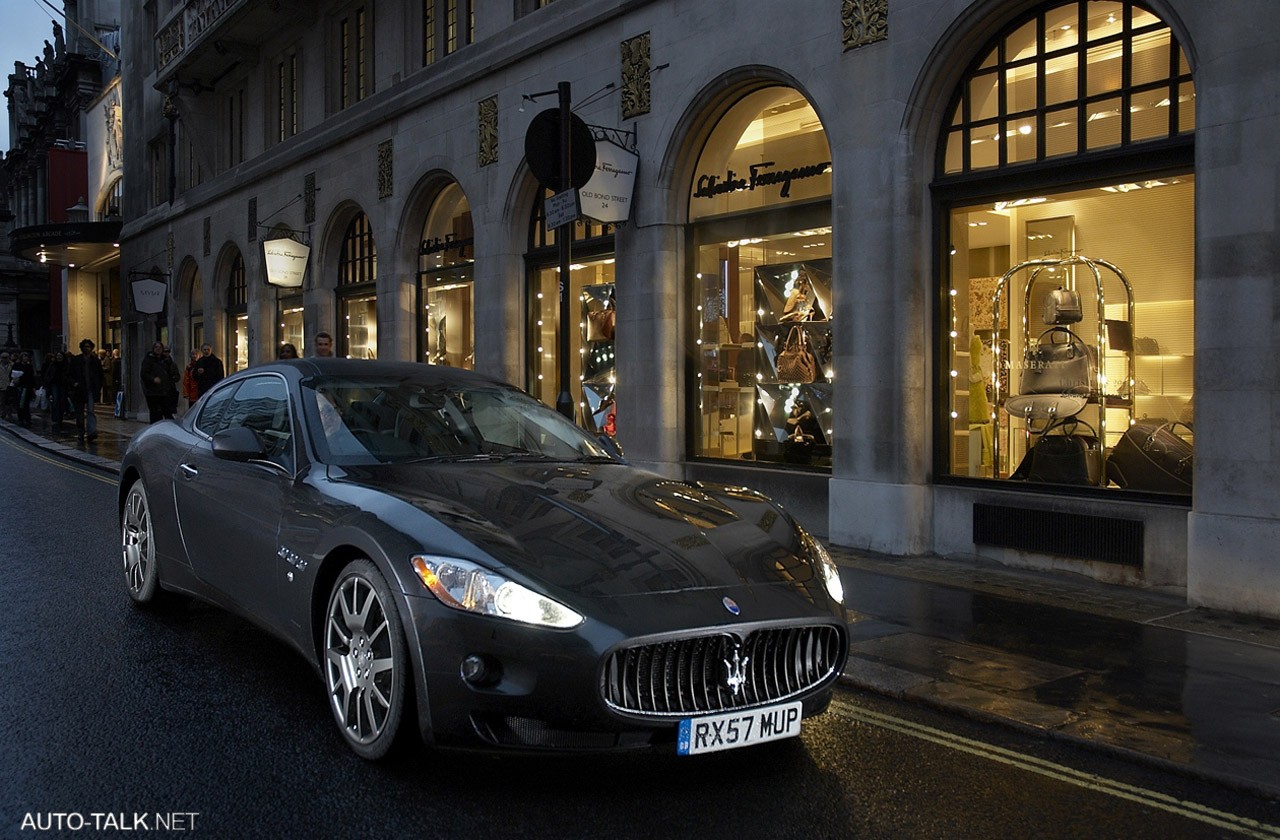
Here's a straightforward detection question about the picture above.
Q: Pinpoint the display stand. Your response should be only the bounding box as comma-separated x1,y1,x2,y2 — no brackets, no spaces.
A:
990,255,1135,485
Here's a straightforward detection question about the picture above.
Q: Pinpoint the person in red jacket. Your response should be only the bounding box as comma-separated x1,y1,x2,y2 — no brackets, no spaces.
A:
182,349,201,410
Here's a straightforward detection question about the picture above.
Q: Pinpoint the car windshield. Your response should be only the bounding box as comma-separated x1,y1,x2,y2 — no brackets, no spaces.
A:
302,375,614,465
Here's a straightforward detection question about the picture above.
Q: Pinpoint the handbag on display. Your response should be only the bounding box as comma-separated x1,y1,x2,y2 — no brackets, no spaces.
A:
1135,336,1161,355
1018,327,1095,397
586,306,616,341
776,327,818,383
1009,417,1100,485
1105,420,1193,493
1042,287,1083,325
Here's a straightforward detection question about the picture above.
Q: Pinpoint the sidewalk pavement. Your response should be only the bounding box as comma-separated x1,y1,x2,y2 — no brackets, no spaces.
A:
4,407,1280,799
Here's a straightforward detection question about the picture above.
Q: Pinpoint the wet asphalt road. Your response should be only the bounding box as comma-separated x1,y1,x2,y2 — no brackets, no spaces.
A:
2,434,1278,839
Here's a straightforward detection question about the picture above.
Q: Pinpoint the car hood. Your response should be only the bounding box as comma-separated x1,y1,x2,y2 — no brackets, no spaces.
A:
332,461,818,600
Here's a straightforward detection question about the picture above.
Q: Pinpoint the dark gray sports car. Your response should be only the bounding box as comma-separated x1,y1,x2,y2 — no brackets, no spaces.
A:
118,359,848,759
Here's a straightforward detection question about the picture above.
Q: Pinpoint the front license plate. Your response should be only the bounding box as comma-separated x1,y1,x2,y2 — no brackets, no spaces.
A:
676,701,802,756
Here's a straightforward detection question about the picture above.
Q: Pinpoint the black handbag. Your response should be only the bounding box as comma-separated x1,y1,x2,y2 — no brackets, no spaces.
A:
1106,421,1193,493
1019,327,1095,396
1010,418,1100,485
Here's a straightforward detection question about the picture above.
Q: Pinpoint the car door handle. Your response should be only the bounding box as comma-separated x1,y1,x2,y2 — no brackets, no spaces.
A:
179,463,199,478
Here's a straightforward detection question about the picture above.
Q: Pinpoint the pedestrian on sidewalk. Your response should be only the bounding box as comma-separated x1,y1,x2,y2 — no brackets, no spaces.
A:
141,341,180,423
162,345,181,417
0,351,12,421
99,348,114,402
182,349,200,412
193,343,225,396
64,338,103,442
41,351,67,429
278,343,299,360
11,351,35,428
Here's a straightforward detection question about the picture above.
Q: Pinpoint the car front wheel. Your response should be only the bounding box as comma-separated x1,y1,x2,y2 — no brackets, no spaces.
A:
323,559,409,759
121,481,160,604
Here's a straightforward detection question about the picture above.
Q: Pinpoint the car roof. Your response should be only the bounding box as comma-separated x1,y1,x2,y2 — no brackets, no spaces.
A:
230,358,510,389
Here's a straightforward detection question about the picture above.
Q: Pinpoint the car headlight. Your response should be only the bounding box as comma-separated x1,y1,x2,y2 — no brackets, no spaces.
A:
410,555,583,629
801,531,845,605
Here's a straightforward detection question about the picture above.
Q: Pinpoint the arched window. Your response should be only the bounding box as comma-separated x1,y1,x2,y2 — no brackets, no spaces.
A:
338,211,378,358
226,252,248,372
687,86,833,469
419,182,474,368
96,178,123,221
936,1,1195,496
525,194,616,435
941,2,1193,174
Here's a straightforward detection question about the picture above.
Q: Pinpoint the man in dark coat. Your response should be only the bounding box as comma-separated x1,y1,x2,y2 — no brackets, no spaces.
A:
64,338,104,442
140,341,181,423
193,343,225,396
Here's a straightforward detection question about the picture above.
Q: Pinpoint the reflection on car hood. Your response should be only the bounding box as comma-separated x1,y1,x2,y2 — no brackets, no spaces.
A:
334,462,814,598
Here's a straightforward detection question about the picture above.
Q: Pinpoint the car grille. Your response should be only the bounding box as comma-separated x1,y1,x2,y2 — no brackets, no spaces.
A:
602,625,844,718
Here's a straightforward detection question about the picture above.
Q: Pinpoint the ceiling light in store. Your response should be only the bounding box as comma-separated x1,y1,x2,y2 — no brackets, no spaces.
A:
1100,178,1182,193
992,197,1047,211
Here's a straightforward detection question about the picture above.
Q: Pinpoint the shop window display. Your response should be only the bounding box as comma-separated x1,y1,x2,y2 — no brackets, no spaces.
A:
277,297,304,356
341,294,378,359
419,183,475,369
688,86,833,467
937,2,1194,495
527,257,616,437
525,196,616,437
944,179,1194,492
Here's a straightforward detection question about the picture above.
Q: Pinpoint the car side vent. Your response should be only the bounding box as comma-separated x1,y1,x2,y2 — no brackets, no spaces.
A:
973,503,1143,567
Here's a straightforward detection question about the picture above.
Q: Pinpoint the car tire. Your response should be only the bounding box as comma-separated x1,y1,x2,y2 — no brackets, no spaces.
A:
121,481,161,605
323,558,409,760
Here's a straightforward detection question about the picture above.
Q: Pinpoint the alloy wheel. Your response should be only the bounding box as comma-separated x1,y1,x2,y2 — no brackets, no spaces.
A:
323,560,406,758
121,482,159,603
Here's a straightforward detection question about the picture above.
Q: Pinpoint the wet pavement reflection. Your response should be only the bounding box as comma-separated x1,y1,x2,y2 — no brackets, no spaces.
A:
835,555,1280,798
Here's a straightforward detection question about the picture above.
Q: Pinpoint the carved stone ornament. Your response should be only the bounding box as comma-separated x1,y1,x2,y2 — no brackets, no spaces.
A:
166,233,174,270
203,217,211,256
621,32,651,120
248,197,257,242
378,140,394,199
842,0,888,51
478,97,499,167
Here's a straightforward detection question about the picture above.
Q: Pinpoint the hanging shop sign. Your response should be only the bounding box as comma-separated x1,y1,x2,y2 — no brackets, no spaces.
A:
263,237,310,288
579,139,639,224
131,276,167,314
693,159,831,200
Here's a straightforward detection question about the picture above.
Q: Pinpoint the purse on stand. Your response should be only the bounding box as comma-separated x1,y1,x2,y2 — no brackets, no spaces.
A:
776,327,818,383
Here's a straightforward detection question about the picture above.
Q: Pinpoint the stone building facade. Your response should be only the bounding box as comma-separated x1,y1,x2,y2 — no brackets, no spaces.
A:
118,0,1280,617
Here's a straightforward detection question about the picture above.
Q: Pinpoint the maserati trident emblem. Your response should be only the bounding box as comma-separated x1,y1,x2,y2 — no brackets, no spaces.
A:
722,596,740,616
723,644,750,697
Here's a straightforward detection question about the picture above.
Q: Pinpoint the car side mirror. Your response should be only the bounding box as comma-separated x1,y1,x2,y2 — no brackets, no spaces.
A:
211,426,267,462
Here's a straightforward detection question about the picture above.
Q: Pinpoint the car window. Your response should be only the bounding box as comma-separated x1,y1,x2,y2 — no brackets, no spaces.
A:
194,383,238,437
220,375,295,470
303,376,610,465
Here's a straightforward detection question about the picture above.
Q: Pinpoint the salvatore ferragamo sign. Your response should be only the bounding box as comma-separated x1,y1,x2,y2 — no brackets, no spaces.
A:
693,160,831,200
